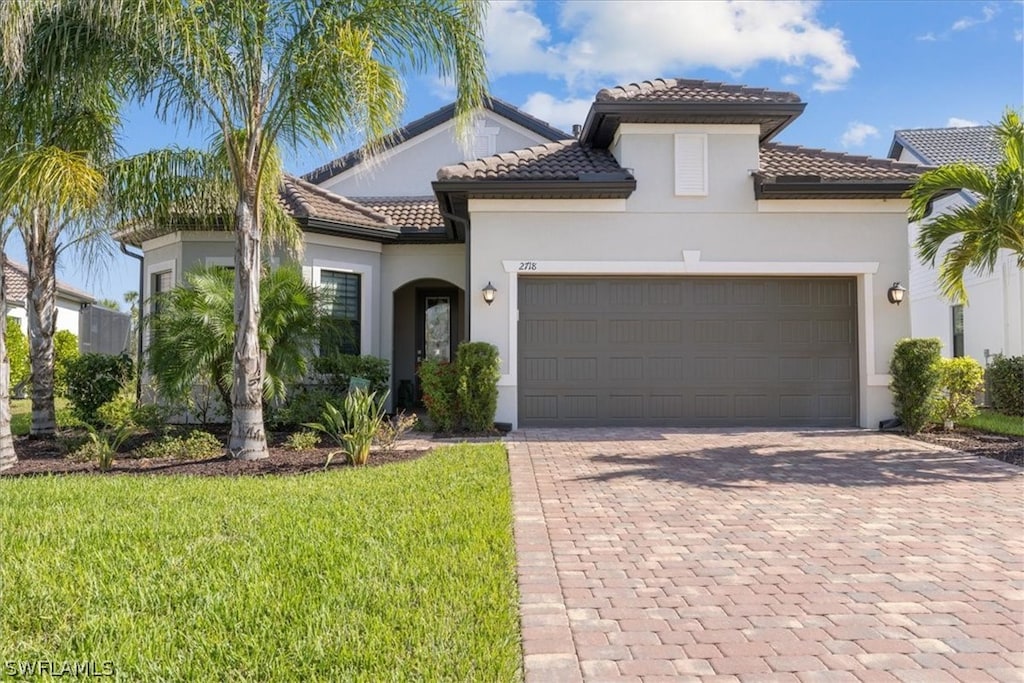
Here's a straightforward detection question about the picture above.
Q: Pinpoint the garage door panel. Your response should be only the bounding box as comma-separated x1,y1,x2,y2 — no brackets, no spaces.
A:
518,276,857,427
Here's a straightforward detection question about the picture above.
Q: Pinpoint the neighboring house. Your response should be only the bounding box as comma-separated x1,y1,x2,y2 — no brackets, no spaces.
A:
888,126,1022,363
3,259,131,356
124,82,924,429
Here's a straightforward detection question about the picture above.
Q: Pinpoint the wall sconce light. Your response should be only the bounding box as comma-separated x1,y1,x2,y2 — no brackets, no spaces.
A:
886,282,906,305
482,281,497,305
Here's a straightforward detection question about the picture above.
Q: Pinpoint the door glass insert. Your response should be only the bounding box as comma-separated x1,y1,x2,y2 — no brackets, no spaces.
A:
424,296,451,362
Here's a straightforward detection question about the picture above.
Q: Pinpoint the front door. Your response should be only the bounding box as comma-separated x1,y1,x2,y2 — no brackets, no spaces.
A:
415,289,457,399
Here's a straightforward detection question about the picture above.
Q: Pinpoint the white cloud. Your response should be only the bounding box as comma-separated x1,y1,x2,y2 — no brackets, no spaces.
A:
1015,28,1023,41
947,117,979,128
780,74,801,85
951,3,998,31
916,32,938,42
840,121,879,148
521,92,592,133
486,0,859,93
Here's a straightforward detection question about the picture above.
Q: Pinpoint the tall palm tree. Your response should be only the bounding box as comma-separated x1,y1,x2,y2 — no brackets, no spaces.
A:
0,239,16,471
908,110,1024,303
6,0,487,459
148,264,326,417
0,7,118,437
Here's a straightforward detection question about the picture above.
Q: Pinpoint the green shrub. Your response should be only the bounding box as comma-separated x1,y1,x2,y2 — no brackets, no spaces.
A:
136,431,222,460
312,353,390,394
456,342,500,432
889,338,942,434
65,353,134,425
987,355,1024,416
284,430,320,451
5,318,29,390
269,386,341,427
933,357,985,427
305,389,387,468
75,425,135,472
418,360,460,433
54,330,79,397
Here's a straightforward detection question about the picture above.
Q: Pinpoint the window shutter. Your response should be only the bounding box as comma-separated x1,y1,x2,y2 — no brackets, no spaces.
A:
674,133,708,196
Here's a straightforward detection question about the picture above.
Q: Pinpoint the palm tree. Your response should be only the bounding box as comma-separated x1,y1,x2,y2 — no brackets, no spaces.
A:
0,243,16,471
0,8,118,437
908,110,1024,303
6,0,487,459
148,264,325,418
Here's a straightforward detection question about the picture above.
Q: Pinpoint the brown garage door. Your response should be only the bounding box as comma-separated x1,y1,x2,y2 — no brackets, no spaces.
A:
518,276,858,427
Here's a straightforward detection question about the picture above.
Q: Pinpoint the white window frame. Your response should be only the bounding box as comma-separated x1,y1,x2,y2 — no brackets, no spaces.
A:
307,260,373,356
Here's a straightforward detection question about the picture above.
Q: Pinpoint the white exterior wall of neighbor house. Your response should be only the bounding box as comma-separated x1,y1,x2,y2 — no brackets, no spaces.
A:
7,299,83,336
321,112,559,197
467,124,912,429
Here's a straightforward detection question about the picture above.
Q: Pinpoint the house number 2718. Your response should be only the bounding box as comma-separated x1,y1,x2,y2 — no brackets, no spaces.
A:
518,261,538,271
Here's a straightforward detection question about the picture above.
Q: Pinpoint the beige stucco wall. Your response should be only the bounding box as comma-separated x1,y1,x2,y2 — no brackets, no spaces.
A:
321,112,556,198
467,125,913,428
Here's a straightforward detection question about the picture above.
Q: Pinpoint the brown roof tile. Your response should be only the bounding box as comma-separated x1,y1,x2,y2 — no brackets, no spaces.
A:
759,143,925,182
436,140,629,181
3,259,94,304
349,196,443,230
279,175,393,229
597,78,801,104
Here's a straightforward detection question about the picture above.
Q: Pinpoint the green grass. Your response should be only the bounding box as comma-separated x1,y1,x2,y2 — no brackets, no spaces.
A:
10,397,73,435
0,444,521,681
964,409,1024,437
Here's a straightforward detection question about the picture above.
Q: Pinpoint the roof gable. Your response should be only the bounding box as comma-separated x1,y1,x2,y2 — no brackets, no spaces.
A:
303,97,570,186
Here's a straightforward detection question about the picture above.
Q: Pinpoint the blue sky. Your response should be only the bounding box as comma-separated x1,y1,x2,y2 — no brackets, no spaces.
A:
10,0,1021,306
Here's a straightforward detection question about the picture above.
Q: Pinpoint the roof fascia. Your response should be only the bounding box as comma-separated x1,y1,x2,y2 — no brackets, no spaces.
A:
581,101,807,148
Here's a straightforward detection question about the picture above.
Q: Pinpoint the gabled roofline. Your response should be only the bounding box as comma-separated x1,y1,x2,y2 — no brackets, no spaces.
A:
302,97,571,185
580,101,807,148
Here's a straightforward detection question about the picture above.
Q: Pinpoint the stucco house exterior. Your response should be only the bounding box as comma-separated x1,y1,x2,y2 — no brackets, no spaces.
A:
126,80,924,429
888,126,1022,364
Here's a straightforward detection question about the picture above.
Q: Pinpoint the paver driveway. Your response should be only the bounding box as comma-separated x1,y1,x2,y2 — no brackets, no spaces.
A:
506,429,1023,682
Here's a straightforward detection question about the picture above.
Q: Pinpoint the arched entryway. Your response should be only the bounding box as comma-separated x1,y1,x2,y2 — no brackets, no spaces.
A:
391,278,465,409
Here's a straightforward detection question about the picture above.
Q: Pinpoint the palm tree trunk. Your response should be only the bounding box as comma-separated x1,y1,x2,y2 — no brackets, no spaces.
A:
228,192,268,460
26,208,57,437
0,251,17,472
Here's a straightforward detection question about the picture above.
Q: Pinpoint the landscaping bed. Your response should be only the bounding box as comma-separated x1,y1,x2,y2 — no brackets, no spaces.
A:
908,426,1022,467
2,429,433,477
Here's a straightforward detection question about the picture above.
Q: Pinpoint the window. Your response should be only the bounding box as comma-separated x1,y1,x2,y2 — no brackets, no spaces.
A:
951,305,964,357
152,270,172,316
321,270,361,356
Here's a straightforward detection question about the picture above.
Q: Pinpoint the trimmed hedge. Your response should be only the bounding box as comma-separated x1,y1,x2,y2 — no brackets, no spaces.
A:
456,342,500,432
889,338,942,434
987,354,1024,416
418,360,459,433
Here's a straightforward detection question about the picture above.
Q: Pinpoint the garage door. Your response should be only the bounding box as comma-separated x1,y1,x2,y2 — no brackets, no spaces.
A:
518,276,858,427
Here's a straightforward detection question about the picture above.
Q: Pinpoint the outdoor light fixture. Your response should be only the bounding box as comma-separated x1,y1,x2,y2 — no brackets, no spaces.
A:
886,282,906,305
482,281,497,305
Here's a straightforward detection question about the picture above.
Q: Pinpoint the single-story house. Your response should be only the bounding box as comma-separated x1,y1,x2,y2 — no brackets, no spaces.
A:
126,79,925,429
4,258,132,356
888,125,1021,364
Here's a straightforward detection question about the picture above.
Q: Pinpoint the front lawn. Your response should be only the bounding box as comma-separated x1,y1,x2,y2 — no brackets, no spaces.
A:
964,409,1024,437
0,444,521,681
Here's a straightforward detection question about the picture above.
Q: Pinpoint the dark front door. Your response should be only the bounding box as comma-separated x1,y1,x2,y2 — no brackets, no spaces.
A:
415,288,457,399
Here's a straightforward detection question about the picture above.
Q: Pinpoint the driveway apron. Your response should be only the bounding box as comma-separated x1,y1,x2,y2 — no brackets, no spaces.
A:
506,428,1024,682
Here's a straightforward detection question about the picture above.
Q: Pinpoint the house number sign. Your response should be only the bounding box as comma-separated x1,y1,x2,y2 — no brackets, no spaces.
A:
518,261,538,271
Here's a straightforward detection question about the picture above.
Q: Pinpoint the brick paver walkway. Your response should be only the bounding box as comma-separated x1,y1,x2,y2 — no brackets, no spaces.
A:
506,429,1023,682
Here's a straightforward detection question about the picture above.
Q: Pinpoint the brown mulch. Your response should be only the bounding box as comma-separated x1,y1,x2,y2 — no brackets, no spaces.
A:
2,430,432,478
907,427,1023,467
